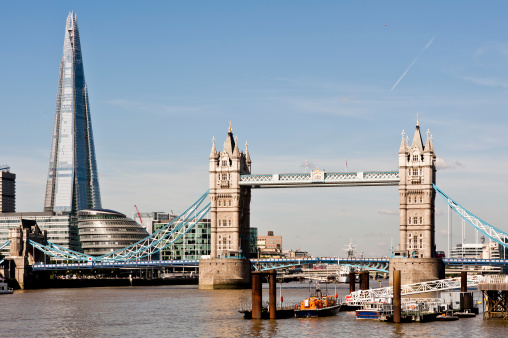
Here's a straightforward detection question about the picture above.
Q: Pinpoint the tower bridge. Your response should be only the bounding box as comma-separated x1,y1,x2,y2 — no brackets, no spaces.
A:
2,119,507,289
199,118,441,288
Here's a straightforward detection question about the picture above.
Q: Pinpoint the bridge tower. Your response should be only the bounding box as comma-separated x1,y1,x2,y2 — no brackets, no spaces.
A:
4,220,49,289
199,124,252,289
390,117,444,286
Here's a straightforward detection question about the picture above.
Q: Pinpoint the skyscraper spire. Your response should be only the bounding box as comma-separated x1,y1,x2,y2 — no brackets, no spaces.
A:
44,12,101,213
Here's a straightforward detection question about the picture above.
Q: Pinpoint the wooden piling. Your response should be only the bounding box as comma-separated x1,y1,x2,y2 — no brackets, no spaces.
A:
269,270,277,319
251,271,263,319
461,271,467,292
393,270,401,323
349,272,356,293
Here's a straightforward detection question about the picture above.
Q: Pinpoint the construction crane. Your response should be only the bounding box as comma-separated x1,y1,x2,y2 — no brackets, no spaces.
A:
134,205,145,228
0,165,10,171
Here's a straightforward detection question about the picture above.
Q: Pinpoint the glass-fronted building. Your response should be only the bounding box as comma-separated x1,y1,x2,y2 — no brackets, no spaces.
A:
78,209,148,256
153,219,211,260
44,12,101,214
0,212,79,257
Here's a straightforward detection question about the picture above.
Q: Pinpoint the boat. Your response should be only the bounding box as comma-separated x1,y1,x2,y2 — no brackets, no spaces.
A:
294,287,341,318
356,308,382,319
435,311,459,321
355,301,388,320
0,279,13,294
454,309,476,318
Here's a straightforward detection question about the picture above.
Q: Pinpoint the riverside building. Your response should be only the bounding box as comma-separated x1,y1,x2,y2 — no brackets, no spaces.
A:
78,209,148,256
153,218,211,260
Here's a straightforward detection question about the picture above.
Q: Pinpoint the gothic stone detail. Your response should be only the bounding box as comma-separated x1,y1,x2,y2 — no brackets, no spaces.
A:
208,126,252,259
397,119,437,259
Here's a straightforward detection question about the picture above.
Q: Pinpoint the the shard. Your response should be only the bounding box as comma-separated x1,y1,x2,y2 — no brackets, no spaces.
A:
44,12,101,214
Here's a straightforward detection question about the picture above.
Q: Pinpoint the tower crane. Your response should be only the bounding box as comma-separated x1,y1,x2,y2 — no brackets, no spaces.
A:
134,205,145,228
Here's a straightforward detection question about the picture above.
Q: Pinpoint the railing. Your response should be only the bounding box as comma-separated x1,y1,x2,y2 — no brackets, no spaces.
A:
239,171,399,187
346,275,484,305
480,275,508,284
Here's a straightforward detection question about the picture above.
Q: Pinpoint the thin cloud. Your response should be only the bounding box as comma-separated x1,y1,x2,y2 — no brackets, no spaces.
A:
436,157,465,170
379,209,397,215
391,36,435,91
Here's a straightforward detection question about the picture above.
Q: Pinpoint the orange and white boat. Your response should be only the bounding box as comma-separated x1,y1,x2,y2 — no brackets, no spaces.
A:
295,288,341,318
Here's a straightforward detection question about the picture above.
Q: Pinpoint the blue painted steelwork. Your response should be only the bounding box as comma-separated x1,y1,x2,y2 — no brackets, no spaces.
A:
0,240,9,251
28,257,508,271
444,258,508,266
0,240,9,265
31,259,200,271
434,184,508,249
251,257,390,273
26,191,211,262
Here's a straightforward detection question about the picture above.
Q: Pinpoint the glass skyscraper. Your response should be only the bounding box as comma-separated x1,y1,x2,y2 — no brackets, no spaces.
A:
44,12,101,214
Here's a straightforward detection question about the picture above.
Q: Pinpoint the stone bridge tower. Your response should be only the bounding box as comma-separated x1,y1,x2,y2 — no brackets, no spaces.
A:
199,124,252,289
398,117,436,258
5,220,48,289
390,117,444,286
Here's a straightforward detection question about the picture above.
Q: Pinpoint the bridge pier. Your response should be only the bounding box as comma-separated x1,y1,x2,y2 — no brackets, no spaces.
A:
198,258,251,289
388,258,444,287
5,220,49,289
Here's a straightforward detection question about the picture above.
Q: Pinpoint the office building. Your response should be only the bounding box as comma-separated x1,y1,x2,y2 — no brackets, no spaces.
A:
257,231,283,257
0,167,15,213
44,12,101,214
78,209,148,256
153,218,211,260
0,212,79,257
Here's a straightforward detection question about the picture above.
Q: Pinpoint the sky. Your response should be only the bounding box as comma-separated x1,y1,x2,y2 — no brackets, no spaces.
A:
1,1,507,257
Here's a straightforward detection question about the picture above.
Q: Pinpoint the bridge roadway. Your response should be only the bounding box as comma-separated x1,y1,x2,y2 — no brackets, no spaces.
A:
30,257,508,272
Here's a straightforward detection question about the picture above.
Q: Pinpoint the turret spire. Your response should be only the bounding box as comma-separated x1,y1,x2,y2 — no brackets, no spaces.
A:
210,136,218,158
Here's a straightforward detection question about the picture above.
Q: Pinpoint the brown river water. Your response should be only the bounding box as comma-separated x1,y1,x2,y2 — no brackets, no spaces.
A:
1,282,507,337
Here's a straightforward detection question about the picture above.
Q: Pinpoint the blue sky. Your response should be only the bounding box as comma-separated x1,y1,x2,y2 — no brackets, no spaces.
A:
1,1,507,257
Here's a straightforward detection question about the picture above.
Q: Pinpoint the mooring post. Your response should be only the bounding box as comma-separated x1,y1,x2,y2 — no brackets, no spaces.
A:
360,271,369,290
461,271,467,292
252,271,263,319
349,272,356,293
393,269,401,323
269,270,277,319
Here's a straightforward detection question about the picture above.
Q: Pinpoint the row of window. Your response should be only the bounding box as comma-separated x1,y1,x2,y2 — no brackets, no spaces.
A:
408,217,423,225
408,196,424,204
218,199,232,207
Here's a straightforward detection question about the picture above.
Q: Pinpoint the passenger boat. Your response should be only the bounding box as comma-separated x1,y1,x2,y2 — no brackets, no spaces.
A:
356,308,382,319
0,279,13,294
294,287,341,318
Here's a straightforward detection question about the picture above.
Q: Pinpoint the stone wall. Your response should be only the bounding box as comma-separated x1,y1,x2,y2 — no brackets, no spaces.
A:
199,258,251,289
389,257,444,287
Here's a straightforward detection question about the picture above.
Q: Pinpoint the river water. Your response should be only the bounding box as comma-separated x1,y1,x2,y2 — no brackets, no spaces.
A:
2,282,507,337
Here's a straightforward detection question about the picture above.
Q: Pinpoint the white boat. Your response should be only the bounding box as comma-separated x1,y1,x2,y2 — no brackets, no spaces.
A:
0,279,13,294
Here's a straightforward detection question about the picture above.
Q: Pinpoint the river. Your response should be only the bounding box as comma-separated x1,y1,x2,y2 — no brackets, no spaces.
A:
1,282,507,337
